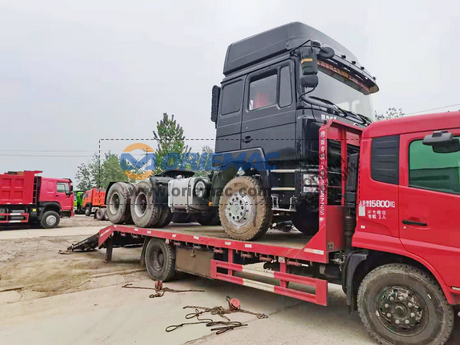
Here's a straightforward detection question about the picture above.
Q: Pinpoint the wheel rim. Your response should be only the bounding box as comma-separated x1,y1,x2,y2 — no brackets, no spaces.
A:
109,193,120,214
225,191,253,228
375,286,428,336
46,215,57,226
150,246,164,273
134,192,148,217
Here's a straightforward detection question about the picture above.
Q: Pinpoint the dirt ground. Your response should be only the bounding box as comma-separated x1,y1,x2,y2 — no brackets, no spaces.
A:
0,220,459,344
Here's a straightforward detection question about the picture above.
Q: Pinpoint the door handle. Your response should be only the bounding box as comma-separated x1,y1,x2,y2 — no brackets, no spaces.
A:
402,220,427,227
243,136,252,143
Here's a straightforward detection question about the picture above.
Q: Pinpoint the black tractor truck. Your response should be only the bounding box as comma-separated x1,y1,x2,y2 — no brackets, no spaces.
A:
105,22,379,241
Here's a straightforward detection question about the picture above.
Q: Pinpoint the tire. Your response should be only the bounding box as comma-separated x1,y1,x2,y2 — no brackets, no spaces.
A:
40,210,60,229
106,182,132,224
194,208,221,226
96,208,106,221
358,264,454,345
156,206,173,228
145,238,176,281
291,204,319,236
130,181,162,228
172,213,193,223
219,176,272,241
84,205,91,216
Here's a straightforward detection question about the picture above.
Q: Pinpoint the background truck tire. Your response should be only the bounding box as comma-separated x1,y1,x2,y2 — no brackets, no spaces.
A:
358,263,454,345
40,210,60,228
156,206,173,228
106,182,132,224
84,205,91,216
96,208,106,221
130,181,162,228
194,209,221,226
145,238,176,281
219,176,272,241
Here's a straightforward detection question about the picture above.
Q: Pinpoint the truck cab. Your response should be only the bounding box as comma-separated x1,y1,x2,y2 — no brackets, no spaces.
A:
209,22,378,237
39,177,74,218
353,112,460,299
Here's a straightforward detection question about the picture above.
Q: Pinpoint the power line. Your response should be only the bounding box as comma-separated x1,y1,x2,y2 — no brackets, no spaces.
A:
404,103,460,116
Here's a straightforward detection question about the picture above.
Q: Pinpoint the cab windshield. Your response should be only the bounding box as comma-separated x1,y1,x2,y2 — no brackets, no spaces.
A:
308,70,374,121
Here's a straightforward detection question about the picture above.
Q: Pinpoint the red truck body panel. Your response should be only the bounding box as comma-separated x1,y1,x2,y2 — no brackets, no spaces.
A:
0,170,41,205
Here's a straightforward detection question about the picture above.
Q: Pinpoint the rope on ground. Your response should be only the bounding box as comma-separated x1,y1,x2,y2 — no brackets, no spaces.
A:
165,296,267,335
121,282,205,298
183,296,269,320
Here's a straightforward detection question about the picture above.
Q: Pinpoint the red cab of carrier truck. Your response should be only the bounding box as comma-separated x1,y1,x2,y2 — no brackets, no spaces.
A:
0,170,74,228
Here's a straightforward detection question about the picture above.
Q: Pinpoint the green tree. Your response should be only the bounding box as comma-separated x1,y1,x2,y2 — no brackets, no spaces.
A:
153,113,190,173
375,107,405,121
75,152,134,190
194,145,214,177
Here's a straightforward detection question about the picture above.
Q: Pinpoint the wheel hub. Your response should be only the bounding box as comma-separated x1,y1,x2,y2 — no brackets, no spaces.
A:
377,286,426,335
225,192,253,228
46,215,57,226
109,193,120,214
134,193,148,217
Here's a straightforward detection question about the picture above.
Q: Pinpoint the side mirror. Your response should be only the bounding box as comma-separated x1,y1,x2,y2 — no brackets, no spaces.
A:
211,85,220,123
423,131,460,153
300,75,319,89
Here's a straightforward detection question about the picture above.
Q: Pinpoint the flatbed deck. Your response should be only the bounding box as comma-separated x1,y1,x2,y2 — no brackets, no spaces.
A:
147,223,310,249
98,223,325,262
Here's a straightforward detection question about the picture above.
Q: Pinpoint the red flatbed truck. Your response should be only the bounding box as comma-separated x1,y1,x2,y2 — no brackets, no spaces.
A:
91,114,460,345
0,170,74,228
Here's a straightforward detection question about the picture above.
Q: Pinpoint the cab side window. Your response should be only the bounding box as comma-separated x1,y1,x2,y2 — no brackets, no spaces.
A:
221,80,243,115
409,137,460,194
249,73,277,110
248,65,292,111
57,183,69,193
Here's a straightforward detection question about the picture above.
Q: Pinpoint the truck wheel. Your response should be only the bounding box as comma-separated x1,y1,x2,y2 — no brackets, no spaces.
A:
106,182,132,224
40,210,60,228
194,209,221,226
84,205,91,216
96,208,106,220
131,181,162,228
219,176,272,241
156,206,173,228
145,238,175,281
358,264,454,345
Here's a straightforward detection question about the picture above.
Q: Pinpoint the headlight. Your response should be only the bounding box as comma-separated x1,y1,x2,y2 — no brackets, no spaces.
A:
194,180,207,198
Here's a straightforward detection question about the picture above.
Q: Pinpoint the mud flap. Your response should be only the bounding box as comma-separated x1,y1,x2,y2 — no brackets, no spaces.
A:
140,237,150,267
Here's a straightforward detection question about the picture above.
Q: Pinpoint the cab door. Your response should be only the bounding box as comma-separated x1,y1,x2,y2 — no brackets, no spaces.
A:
241,60,297,162
56,182,73,211
399,129,460,287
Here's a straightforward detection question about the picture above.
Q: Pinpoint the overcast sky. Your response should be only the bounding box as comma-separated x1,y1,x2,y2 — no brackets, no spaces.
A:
1,0,459,180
